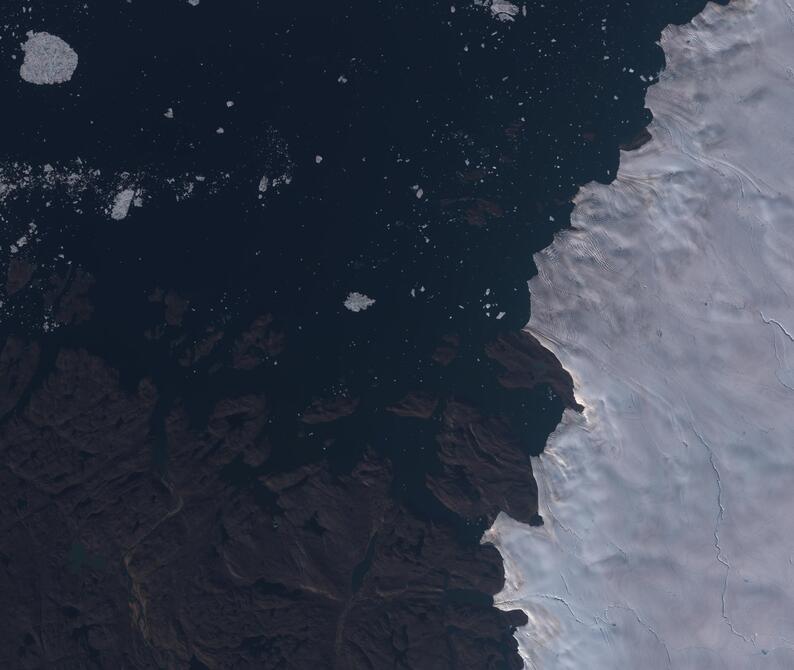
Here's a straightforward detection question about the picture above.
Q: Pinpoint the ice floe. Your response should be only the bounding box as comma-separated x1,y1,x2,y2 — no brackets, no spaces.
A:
20,31,78,85
344,292,375,313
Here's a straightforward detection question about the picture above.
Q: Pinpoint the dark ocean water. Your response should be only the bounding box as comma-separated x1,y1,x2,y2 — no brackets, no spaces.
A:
2,0,711,484
0,1,725,668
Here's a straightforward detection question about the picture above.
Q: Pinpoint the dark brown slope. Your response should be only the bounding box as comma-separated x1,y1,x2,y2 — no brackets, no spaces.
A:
0,325,576,669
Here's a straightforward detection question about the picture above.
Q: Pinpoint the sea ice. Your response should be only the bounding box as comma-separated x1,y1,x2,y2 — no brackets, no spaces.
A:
344,292,375,313
20,32,78,85
110,188,136,220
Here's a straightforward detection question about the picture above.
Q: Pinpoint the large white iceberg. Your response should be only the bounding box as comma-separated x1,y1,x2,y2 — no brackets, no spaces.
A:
20,32,78,85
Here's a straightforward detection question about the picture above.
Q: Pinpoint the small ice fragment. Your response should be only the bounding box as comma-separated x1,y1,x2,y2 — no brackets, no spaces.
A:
489,1,520,21
164,107,174,119
315,155,323,164
226,100,234,107
258,176,270,192
216,127,225,134
344,292,375,312
111,188,136,220
496,311,506,320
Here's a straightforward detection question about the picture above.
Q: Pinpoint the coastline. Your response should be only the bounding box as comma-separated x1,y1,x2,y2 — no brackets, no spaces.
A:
487,0,794,667
0,2,752,667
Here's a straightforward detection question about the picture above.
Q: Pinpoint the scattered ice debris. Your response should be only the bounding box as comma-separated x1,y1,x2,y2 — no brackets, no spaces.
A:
164,107,174,119
344,292,375,313
0,161,96,207
480,288,504,318
8,222,38,255
20,32,78,85
411,184,424,199
174,179,195,202
256,172,292,199
10,235,27,254
0,125,293,221
337,74,348,84
110,188,136,220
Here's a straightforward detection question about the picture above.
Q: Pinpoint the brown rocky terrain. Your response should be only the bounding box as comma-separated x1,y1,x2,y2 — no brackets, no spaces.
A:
0,319,578,669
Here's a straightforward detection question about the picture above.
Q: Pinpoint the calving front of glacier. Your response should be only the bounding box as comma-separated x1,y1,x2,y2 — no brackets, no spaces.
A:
485,1,794,667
